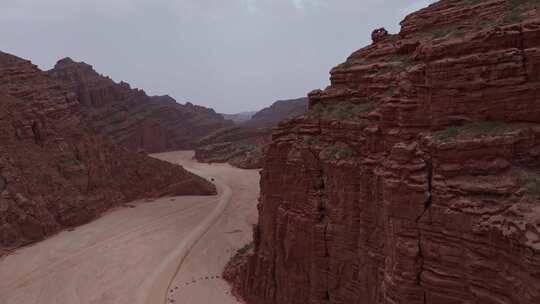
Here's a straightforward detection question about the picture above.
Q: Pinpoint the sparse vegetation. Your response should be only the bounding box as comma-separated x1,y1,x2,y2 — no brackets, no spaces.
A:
303,136,321,146
60,159,81,166
320,143,355,161
435,126,461,141
236,242,254,256
388,54,414,71
434,121,509,141
516,170,540,196
384,87,396,97
504,10,524,23
387,34,400,42
374,66,392,76
432,28,454,39
309,101,374,121
508,0,539,10
430,25,467,39
504,0,540,24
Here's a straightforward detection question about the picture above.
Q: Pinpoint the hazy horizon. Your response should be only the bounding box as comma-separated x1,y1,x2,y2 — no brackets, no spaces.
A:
1,0,435,113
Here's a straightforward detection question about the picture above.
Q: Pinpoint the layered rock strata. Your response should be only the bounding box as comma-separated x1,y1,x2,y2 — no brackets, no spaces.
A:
0,52,216,255
226,1,540,303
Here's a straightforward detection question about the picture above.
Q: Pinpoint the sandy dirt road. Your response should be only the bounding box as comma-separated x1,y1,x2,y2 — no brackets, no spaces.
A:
154,152,259,304
0,151,259,304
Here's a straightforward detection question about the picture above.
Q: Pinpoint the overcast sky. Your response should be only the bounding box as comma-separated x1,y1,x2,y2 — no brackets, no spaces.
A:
0,0,435,113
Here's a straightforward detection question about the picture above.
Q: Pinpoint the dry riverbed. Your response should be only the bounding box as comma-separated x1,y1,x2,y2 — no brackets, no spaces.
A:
0,151,259,304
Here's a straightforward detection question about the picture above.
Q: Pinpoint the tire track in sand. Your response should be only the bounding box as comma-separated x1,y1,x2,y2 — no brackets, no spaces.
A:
136,177,233,304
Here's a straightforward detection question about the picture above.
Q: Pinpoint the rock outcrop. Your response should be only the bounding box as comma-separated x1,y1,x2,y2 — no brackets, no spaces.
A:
227,1,540,303
195,98,308,168
0,51,216,255
371,27,389,43
48,58,233,153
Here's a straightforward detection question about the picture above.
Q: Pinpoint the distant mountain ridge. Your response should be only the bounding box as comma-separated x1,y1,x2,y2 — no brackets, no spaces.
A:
195,97,308,168
243,97,308,128
48,58,233,153
221,111,257,124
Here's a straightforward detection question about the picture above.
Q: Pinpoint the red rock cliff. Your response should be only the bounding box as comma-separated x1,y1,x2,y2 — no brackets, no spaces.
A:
0,51,216,255
48,58,233,153
227,1,540,303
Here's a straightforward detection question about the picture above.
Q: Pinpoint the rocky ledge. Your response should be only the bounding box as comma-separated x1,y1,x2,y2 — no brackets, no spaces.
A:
226,1,540,303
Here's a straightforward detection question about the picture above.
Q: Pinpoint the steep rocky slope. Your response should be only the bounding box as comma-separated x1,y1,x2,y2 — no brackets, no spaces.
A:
0,51,216,255
243,97,308,129
226,1,540,303
48,58,233,153
195,98,307,168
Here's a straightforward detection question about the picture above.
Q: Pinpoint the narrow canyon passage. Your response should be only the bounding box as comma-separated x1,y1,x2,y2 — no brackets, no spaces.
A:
0,151,259,304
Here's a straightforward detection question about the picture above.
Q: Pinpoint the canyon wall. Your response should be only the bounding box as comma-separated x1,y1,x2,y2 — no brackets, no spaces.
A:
0,51,216,255
49,58,233,153
226,1,540,303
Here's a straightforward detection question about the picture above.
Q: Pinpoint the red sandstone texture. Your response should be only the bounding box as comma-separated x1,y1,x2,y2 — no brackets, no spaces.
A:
226,1,540,303
195,98,307,168
0,51,216,255
48,58,233,153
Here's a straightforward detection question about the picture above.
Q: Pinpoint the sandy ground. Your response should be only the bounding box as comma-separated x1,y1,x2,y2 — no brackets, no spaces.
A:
0,151,259,304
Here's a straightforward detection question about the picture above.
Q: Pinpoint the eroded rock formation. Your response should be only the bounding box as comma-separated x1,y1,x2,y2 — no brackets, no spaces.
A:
48,58,233,153
226,1,540,303
0,51,216,255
